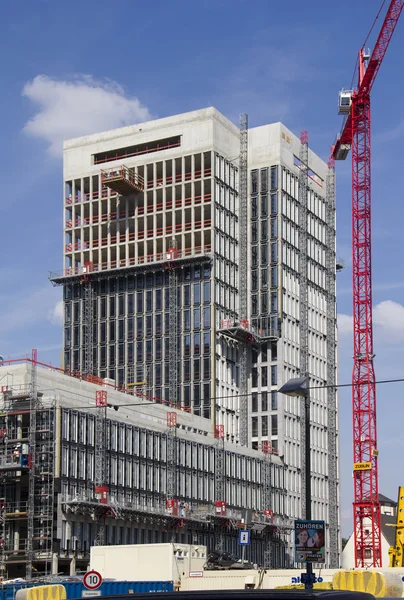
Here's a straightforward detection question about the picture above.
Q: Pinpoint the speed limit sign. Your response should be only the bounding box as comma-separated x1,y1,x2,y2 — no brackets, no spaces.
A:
83,570,103,590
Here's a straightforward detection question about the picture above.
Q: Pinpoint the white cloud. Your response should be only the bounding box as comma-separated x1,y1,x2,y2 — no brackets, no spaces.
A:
338,300,404,341
373,300,404,340
337,313,352,335
48,300,63,326
22,75,152,157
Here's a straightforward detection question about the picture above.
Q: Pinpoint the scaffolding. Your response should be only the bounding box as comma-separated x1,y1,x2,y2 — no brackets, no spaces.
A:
298,131,309,520
94,390,108,546
238,114,249,447
81,262,94,378
214,425,225,552
326,157,339,566
165,242,179,407
0,350,55,579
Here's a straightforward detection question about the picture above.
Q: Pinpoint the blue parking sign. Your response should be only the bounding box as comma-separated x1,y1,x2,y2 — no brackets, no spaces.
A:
239,529,250,545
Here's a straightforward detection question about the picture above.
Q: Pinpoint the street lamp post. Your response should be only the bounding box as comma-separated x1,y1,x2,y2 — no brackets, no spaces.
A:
279,376,313,589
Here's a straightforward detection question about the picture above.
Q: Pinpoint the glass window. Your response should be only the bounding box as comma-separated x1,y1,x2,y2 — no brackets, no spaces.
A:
271,415,278,435
252,196,258,219
203,333,210,354
118,320,124,341
146,290,152,312
118,295,125,316
262,416,268,436
261,367,268,387
194,333,200,355
252,245,258,268
128,293,134,314
261,195,268,217
271,391,278,410
262,392,268,412
270,166,278,191
100,297,106,319
271,193,278,213
252,367,258,388
252,270,258,291
251,416,258,437
155,289,162,311
203,281,210,303
194,308,200,329
271,365,278,386
252,393,258,413
184,335,191,357
251,222,258,243
109,321,115,342
184,285,191,306
194,282,201,304
137,291,143,313
184,310,190,331
252,295,258,316
251,170,258,195
261,220,267,241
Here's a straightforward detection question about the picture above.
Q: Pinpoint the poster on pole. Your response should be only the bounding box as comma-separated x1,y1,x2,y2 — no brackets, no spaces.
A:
294,520,325,564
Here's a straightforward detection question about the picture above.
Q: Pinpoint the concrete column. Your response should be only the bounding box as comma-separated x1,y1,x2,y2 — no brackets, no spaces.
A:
52,552,59,575
70,556,77,576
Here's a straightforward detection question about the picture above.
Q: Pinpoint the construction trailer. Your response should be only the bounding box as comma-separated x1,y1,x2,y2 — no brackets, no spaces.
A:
0,359,292,578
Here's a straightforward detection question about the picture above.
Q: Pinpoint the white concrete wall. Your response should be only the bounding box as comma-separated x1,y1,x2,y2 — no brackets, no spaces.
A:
63,107,239,179
341,532,392,569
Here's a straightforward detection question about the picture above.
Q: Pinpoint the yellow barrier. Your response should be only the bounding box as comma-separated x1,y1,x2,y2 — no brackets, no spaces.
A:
333,570,403,598
16,585,67,600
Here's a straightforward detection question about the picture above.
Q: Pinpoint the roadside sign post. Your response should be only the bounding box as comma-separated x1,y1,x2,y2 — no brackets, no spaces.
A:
238,529,250,565
83,570,103,592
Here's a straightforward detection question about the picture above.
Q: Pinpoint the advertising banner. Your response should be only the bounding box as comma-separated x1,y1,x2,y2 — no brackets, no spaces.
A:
294,519,325,563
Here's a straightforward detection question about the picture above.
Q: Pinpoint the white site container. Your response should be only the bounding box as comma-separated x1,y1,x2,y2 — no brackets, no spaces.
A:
90,543,207,583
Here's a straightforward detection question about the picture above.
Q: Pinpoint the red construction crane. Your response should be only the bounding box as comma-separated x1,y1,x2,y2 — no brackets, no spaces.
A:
332,0,404,568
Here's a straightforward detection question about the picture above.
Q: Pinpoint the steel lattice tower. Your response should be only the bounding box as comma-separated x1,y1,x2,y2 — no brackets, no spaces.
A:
166,241,178,406
214,424,225,552
94,390,107,546
298,131,309,520
326,157,339,567
239,113,249,447
81,262,94,378
166,412,177,502
26,348,38,580
332,0,403,566
262,441,273,568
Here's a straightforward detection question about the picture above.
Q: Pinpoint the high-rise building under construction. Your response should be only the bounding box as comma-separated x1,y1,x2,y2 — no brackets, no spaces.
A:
56,107,339,560
0,107,339,576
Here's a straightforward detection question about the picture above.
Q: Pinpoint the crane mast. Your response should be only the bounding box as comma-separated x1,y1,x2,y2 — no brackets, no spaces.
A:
332,0,404,568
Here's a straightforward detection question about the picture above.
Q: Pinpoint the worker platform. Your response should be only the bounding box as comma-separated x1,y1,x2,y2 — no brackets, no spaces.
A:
101,165,144,195
217,318,279,345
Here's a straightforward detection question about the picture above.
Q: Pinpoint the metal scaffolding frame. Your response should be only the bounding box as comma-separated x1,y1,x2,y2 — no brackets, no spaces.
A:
166,241,179,407
26,349,38,580
326,158,339,566
239,113,249,447
94,390,108,546
214,424,225,552
81,263,95,378
261,441,273,568
298,131,309,520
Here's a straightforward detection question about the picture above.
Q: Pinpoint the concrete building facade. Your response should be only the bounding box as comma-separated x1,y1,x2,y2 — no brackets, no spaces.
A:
0,363,289,577
48,107,339,565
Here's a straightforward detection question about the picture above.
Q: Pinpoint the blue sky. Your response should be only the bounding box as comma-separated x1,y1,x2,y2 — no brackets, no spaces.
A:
1,0,404,538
